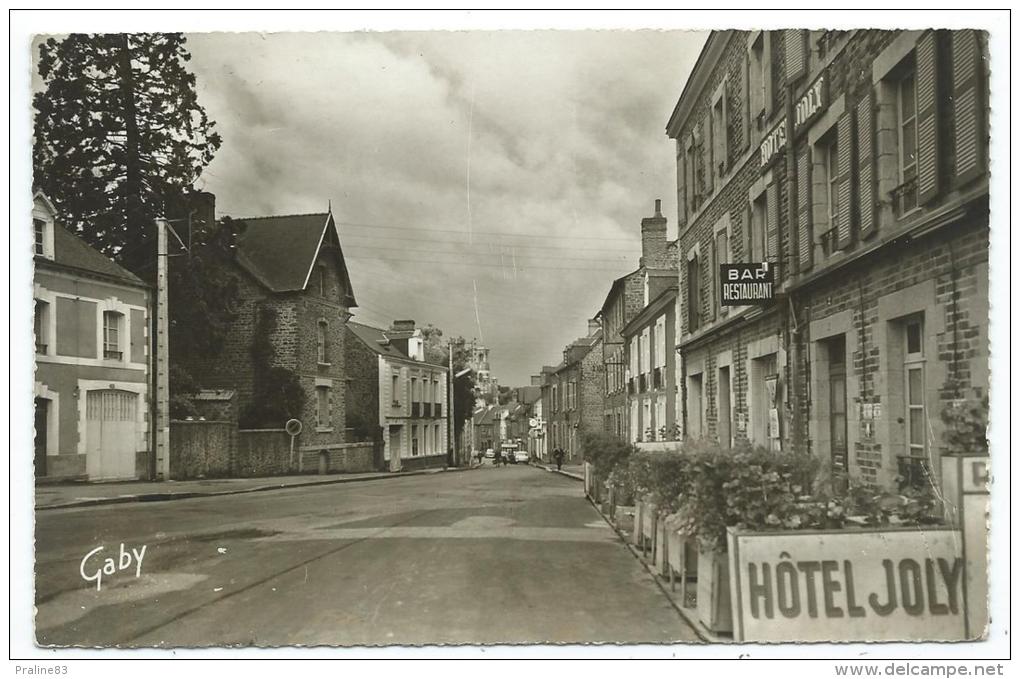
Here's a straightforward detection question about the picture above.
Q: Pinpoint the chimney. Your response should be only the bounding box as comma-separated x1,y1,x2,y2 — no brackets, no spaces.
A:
531,375,543,387
587,318,601,336
190,191,216,236
390,320,416,332
639,198,668,269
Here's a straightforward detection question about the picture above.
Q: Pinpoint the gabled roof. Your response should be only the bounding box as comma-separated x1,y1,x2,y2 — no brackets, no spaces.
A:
347,321,447,370
473,405,498,426
44,222,145,288
231,211,356,306
620,285,679,339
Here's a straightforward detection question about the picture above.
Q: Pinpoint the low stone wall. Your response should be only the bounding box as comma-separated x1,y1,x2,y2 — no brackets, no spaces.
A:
236,428,292,476
170,420,234,479
399,454,447,472
296,442,378,474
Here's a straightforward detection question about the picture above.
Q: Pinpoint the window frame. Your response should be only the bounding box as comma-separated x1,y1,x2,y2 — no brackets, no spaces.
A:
896,64,920,215
317,320,329,364
102,310,123,361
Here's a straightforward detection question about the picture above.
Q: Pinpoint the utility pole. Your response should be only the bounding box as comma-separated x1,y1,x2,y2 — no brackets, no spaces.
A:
448,343,455,466
155,217,170,480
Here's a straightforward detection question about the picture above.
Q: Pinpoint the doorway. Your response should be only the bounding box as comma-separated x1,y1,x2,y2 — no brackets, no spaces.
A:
827,337,848,487
34,397,48,477
717,366,732,449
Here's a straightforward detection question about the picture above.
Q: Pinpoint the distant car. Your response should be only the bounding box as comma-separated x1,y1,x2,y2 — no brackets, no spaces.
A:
484,448,495,459
514,450,530,463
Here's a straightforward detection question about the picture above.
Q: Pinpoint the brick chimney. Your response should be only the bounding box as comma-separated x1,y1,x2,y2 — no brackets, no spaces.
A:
639,198,668,269
190,191,216,235
531,375,543,387
390,320,416,332
587,318,601,336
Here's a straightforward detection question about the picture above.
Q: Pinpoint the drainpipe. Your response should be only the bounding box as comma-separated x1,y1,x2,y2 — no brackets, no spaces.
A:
785,74,804,455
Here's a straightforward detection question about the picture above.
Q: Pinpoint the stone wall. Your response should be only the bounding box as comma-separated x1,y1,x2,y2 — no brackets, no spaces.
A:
170,420,234,479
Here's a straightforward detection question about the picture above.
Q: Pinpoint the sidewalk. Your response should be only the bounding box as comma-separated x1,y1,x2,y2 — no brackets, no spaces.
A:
35,466,468,511
531,461,585,481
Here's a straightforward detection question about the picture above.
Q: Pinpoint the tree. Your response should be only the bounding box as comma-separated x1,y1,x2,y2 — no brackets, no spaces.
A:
419,325,476,443
33,33,221,272
34,34,237,402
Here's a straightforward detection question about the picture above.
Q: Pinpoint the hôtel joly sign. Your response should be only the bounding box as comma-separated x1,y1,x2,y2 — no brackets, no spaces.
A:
759,72,828,170
727,527,971,642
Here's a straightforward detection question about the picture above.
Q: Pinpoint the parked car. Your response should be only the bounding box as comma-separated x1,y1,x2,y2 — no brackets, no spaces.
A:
484,448,495,459
514,450,530,464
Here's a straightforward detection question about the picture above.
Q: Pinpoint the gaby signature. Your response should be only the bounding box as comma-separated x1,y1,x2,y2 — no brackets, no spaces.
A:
79,543,147,592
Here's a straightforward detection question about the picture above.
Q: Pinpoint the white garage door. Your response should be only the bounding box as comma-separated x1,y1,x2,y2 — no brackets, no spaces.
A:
85,389,138,480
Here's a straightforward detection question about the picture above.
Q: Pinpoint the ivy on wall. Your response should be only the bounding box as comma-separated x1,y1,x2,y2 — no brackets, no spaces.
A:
239,305,306,428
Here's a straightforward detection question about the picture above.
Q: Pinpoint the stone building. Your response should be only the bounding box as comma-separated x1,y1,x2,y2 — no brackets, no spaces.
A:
546,322,603,462
33,191,152,481
596,199,679,443
345,320,449,472
621,285,679,445
177,202,369,469
667,29,989,488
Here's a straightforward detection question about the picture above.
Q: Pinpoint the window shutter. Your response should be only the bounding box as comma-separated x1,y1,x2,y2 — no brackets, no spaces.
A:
835,113,854,250
743,202,752,262
952,29,986,185
677,143,686,225
915,30,941,205
742,52,751,150
796,146,813,271
785,29,807,83
708,238,717,321
856,89,878,239
766,182,779,267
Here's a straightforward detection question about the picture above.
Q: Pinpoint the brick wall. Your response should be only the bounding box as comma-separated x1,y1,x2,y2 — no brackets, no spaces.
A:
579,338,605,436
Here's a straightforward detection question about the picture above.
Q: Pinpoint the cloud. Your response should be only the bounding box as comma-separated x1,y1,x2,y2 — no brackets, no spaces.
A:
185,29,706,385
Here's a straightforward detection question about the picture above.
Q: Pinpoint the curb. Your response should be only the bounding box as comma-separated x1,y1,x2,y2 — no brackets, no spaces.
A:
36,465,476,511
528,462,584,482
585,496,720,644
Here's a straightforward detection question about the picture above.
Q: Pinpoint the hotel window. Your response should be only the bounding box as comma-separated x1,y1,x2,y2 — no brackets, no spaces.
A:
317,321,329,363
711,84,729,184
750,194,767,263
34,219,45,256
686,254,701,332
896,64,919,214
316,386,331,428
103,311,123,360
34,300,49,354
904,317,926,458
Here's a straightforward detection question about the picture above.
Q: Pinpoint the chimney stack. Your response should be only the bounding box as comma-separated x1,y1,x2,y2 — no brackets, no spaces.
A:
390,319,416,332
639,198,668,269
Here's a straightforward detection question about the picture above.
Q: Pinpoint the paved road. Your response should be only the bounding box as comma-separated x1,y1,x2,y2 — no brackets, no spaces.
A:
35,465,699,647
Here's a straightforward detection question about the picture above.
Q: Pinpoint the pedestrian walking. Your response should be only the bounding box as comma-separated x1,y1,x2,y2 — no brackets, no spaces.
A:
553,447,565,471
494,449,503,467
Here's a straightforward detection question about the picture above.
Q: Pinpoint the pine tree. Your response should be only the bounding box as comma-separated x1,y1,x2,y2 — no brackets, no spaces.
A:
33,32,221,271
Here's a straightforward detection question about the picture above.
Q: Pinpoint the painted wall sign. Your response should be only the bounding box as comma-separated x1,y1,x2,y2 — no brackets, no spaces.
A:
720,263,775,305
728,527,968,642
758,73,828,169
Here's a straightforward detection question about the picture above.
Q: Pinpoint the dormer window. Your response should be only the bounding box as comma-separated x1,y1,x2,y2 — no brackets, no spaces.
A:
32,193,56,260
34,219,45,255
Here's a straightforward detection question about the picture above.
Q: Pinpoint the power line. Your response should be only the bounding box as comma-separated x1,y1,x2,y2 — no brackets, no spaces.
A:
339,230,639,254
336,219,638,242
343,243,631,265
345,253,635,272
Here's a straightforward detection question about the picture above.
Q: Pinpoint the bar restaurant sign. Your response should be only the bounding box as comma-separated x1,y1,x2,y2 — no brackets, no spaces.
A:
720,263,774,305
727,527,970,642
759,72,828,170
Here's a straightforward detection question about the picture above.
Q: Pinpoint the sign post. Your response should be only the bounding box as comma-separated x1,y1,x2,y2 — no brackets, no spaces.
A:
285,418,303,471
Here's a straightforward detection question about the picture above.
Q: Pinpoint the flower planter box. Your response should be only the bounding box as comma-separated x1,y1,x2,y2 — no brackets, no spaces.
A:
614,506,636,533
653,517,668,576
641,501,658,556
665,526,698,607
697,545,733,634
631,500,644,546
726,525,969,642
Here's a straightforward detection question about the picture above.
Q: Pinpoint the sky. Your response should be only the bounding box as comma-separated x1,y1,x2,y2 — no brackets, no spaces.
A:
156,31,706,386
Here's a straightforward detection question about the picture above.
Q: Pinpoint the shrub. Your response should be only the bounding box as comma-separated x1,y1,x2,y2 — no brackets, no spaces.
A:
581,431,635,484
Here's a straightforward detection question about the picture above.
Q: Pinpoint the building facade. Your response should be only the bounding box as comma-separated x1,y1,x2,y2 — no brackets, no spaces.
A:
546,323,603,462
177,204,361,462
667,29,990,488
33,191,152,481
346,320,449,472
622,286,679,445
597,200,679,443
